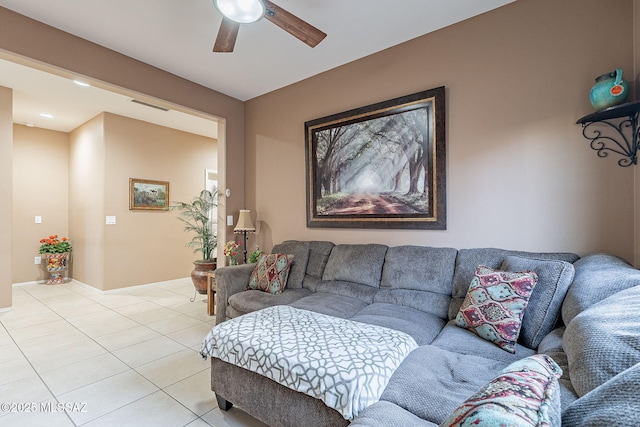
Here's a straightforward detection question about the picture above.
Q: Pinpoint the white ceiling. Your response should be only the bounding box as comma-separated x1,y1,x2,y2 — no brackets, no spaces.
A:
0,0,514,135
0,59,219,138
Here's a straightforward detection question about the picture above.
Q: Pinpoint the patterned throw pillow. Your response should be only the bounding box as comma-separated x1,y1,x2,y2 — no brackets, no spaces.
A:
454,265,538,353
440,354,563,427
247,253,294,294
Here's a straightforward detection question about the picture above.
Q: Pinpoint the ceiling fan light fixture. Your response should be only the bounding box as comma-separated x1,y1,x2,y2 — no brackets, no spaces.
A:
214,0,264,24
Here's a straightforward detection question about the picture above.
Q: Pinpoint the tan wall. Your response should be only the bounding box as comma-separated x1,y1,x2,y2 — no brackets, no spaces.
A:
102,113,217,290
12,125,69,283
68,113,217,291
246,0,636,261
0,87,12,309
69,115,106,288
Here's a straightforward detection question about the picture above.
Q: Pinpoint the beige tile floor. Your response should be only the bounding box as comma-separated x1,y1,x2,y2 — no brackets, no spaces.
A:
0,278,268,427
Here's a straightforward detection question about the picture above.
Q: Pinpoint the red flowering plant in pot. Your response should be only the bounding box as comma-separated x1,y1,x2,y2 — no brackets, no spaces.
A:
38,235,72,285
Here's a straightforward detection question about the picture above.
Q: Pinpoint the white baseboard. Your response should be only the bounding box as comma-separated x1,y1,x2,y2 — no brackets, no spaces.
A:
11,277,191,295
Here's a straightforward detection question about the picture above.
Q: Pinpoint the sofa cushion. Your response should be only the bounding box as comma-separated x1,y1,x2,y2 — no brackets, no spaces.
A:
289,292,369,319
322,244,388,288
350,303,446,345
350,401,438,427
454,265,538,353
227,288,312,315
313,280,379,304
432,321,536,364
305,241,335,278
298,240,335,291
563,284,640,397
377,245,456,319
380,345,507,425
501,255,575,349
248,253,294,294
562,253,640,325
450,248,579,320
561,362,640,427
271,241,311,289
380,246,457,293
440,354,562,427
374,289,451,320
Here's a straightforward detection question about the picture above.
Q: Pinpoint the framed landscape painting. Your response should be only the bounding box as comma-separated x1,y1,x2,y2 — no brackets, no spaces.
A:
129,178,170,211
305,87,446,229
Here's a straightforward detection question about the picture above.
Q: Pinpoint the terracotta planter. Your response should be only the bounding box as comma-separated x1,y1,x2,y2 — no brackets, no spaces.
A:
191,260,217,294
42,252,70,285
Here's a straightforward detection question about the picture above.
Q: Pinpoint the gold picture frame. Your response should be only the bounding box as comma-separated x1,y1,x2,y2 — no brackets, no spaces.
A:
129,178,170,211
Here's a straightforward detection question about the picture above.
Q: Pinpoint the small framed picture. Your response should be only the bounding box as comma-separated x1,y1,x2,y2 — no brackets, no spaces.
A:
129,178,170,211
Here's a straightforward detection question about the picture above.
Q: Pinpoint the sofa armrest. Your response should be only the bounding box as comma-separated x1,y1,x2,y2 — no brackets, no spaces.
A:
215,264,255,324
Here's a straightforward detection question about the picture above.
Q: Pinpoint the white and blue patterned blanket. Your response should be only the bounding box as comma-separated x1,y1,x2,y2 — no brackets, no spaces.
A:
200,305,418,420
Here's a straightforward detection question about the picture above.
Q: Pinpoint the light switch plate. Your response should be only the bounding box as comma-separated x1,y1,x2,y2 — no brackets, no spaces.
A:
35,216,42,224
106,216,117,225
227,215,234,226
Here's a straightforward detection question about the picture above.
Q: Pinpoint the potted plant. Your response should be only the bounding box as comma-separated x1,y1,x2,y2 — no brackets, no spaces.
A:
248,248,263,264
38,234,72,285
171,189,218,294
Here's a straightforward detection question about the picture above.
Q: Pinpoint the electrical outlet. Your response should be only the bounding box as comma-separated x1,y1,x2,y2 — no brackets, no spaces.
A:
34,256,41,265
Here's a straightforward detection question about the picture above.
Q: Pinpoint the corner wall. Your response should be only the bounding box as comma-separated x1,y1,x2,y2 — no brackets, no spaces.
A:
101,113,217,290
12,125,69,283
245,0,635,261
68,113,218,291
69,115,106,288
12,113,216,291
0,86,12,309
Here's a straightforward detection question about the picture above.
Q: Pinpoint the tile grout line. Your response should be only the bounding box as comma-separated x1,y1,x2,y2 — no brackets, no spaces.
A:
2,280,220,427
0,302,78,426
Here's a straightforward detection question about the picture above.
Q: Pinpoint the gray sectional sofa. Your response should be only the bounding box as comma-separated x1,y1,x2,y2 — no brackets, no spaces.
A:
206,241,640,426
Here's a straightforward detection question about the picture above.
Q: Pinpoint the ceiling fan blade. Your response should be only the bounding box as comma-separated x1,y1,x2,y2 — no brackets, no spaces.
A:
262,1,327,48
213,17,240,53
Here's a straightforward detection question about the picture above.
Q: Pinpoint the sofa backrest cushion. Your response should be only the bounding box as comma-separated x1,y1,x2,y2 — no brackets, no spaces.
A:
563,284,640,397
380,245,457,293
305,240,335,278
561,253,640,325
500,255,575,349
449,248,579,321
375,245,456,318
271,241,310,289
322,244,388,288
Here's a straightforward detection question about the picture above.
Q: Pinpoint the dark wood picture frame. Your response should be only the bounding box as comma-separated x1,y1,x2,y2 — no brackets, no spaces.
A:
305,87,446,229
129,178,170,211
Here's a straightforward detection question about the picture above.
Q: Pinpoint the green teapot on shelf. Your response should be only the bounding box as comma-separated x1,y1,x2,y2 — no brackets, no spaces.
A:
589,68,629,111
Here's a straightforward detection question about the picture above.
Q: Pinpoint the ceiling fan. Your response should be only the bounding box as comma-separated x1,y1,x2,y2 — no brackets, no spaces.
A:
212,0,327,53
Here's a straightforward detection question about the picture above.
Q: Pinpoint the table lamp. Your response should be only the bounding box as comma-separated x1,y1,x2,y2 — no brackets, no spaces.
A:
233,210,255,263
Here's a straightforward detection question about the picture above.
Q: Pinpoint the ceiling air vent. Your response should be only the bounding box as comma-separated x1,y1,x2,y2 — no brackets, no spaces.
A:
130,99,169,112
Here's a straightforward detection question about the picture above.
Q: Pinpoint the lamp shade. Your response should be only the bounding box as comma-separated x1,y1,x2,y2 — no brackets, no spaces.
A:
214,0,265,24
234,210,255,232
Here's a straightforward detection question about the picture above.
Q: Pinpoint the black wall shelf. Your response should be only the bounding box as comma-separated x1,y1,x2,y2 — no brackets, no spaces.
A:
576,100,640,167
